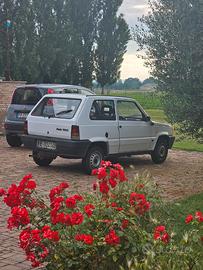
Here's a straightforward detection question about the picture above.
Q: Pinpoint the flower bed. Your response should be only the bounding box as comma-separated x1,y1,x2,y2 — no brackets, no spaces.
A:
0,161,202,269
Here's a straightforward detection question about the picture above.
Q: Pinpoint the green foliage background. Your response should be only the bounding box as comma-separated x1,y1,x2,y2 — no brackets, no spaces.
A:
134,0,203,138
0,0,129,87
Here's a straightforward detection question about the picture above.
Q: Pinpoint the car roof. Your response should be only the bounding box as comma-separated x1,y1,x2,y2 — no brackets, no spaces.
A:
43,94,134,101
16,84,93,91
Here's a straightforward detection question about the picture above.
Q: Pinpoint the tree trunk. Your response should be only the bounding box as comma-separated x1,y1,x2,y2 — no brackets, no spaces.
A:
101,86,104,95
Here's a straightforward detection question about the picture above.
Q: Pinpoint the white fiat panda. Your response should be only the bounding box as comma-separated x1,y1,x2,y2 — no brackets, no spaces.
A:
22,94,175,174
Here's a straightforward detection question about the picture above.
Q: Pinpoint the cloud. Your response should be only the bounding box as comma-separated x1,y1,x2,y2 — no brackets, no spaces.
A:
119,0,150,80
132,4,148,10
121,52,151,81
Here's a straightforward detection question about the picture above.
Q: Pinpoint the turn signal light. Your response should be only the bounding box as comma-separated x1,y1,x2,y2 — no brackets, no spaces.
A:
71,125,80,140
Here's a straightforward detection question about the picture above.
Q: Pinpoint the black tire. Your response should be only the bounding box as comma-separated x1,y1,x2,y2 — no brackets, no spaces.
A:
6,134,22,147
151,138,168,164
82,146,104,174
33,150,53,167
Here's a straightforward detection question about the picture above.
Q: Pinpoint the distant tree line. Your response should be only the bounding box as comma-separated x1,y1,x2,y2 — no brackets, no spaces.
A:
0,0,130,88
93,77,156,90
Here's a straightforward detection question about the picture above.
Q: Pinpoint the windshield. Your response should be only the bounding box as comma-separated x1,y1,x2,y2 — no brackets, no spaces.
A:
31,97,81,119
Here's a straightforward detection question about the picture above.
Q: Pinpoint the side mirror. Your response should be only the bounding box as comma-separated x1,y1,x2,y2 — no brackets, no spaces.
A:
145,116,151,122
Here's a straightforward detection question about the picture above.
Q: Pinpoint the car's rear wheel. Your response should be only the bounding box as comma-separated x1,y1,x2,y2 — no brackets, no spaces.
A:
6,134,22,147
82,146,104,174
151,138,168,164
32,150,54,167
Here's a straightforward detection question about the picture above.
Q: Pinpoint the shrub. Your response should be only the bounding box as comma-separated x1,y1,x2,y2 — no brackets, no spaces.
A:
0,162,202,269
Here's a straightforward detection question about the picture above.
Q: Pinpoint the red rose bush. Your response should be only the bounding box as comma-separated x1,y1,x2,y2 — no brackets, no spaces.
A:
0,162,202,270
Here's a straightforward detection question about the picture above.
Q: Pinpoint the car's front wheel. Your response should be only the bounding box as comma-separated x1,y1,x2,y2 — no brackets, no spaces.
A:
6,134,22,147
151,138,168,164
32,150,54,167
82,146,104,174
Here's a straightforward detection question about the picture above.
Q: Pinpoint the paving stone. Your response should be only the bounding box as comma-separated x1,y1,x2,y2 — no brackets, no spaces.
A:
0,136,203,269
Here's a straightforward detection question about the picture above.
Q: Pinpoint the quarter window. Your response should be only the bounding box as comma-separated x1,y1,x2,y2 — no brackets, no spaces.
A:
117,101,143,121
90,100,116,120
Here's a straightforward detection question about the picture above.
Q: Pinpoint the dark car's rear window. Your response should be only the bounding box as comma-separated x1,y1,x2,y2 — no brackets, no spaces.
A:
12,88,42,105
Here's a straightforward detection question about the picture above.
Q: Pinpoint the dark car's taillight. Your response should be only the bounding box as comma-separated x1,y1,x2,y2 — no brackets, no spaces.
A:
24,120,28,134
71,125,80,140
4,122,8,130
47,88,55,94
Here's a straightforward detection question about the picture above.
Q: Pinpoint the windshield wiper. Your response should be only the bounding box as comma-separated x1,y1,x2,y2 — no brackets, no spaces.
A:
56,109,73,116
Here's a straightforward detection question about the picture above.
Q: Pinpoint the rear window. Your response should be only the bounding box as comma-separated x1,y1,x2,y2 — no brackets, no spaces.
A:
32,97,81,119
12,88,42,105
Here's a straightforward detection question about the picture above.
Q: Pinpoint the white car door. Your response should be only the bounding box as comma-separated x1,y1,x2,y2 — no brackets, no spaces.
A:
117,100,155,153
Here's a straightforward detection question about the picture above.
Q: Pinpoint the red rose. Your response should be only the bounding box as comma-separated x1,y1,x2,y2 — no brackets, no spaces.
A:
0,188,6,196
26,180,36,190
71,212,84,225
84,204,95,217
73,194,83,201
195,211,203,222
65,197,77,208
109,178,117,188
185,214,193,224
75,234,94,245
105,230,120,245
99,181,109,194
154,226,169,244
121,219,129,229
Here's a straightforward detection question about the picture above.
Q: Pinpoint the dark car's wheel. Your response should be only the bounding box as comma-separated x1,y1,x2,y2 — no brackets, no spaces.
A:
82,146,104,174
32,150,54,167
151,138,168,164
6,134,22,147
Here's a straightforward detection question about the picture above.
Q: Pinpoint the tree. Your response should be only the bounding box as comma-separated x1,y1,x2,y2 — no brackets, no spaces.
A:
123,77,141,89
95,0,130,94
134,0,203,138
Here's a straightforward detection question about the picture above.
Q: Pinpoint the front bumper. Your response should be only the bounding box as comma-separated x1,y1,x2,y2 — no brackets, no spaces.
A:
169,136,175,149
21,135,91,158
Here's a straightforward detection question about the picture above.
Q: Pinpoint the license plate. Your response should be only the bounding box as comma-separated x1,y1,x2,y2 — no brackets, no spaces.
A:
17,112,29,119
36,140,56,150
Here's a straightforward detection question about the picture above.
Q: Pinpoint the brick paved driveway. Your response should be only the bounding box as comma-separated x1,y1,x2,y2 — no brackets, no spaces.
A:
0,136,203,269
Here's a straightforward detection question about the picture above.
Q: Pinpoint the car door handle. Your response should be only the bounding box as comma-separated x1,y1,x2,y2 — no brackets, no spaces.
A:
119,125,122,128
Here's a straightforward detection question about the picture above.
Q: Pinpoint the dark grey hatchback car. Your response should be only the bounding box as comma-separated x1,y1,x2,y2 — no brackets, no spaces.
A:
4,84,94,147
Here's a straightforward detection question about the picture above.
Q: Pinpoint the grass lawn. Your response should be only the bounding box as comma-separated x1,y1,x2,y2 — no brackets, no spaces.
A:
155,193,203,266
163,193,203,232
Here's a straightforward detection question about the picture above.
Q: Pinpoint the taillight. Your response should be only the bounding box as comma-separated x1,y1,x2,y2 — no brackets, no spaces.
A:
4,122,8,130
24,120,28,135
71,125,80,140
10,89,16,103
47,88,55,94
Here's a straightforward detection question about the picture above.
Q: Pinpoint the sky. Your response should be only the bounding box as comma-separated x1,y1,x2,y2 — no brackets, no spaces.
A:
119,0,150,81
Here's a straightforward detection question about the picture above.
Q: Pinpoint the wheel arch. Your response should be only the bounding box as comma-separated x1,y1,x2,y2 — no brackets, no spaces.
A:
86,141,109,157
153,134,170,150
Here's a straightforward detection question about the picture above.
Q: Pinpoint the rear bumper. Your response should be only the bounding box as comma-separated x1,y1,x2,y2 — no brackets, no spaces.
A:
21,135,91,158
4,120,24,135
169,136,175,149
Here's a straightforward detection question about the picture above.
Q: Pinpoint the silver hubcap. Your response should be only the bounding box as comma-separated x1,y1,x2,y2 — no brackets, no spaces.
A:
159,145,166,158
90,152,102,168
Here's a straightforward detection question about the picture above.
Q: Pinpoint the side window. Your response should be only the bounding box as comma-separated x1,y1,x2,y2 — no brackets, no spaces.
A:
90,100,116,120
117,101,143,121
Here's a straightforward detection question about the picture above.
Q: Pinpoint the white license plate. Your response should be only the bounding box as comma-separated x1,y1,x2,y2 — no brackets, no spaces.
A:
37,140,56,150
17,112,29,119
